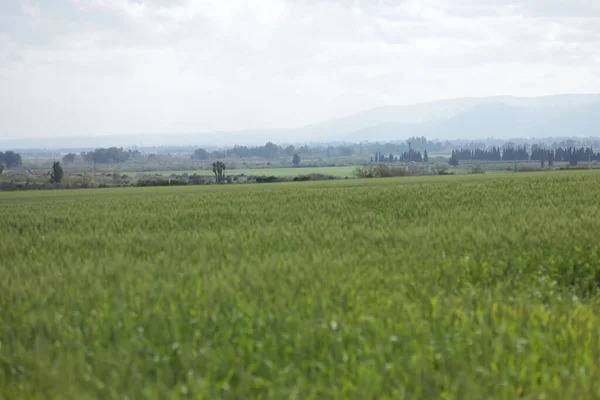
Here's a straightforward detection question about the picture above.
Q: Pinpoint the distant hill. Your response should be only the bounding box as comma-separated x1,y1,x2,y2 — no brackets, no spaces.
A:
2,93,600,149
339,94,600,141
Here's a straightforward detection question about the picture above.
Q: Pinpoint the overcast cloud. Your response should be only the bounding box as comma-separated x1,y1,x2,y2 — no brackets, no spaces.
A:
1,0,600,138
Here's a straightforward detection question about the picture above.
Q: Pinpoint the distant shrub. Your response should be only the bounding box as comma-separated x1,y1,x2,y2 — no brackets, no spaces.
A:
518,165,541,173
404,165,425,176
468,166,486,174
256,176,281,183
434,164,453,175
137,179,166,187
0,181,61,191
354,165,376,178
0,182,18,191
188,174,206,185
293,174,336,182
293,175,311,182
389,166,408,177
354,165,413,178
311,173,335,180
137,179,188,187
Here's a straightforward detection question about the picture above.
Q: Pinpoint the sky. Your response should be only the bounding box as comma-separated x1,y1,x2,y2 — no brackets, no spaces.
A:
1,0,600,139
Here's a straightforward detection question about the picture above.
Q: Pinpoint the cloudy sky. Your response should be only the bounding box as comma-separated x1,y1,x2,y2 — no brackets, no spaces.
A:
1,0,600,139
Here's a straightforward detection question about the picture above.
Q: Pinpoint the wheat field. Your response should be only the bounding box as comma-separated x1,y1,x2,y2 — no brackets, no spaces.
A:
2,172,600,399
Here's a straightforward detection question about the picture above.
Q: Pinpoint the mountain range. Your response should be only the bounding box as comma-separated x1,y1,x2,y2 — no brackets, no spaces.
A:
2,93,600,149
301,93,600,142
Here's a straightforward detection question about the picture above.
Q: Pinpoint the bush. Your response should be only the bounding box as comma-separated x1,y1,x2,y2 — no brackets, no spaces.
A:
434,164,452,175
468,166,486,174
404,165,425,176
137,179,188,187
293,175,311,182
354,165,376,178
188,175,210,185
255,176,281,183
354,165,413,178
293,174,336,182
137,179,168,187
517,165,542,173
389,166,408,177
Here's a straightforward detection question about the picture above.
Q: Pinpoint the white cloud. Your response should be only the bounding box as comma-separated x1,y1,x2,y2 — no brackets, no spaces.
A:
19,0,41,18
1,0,600,138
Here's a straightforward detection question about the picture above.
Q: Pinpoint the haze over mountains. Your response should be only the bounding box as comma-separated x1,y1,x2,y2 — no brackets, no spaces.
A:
305,93,600,142
3,93,600,149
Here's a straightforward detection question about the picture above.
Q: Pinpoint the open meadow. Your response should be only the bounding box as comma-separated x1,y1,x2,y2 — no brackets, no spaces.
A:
2,171,600,398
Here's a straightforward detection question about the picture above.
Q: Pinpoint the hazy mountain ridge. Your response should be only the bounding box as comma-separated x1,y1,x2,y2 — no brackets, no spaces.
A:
2,94,600,149
342,94,600,142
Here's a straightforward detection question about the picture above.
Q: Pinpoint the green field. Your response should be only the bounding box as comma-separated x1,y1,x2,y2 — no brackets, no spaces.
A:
2,172,600,398
134,166,358,178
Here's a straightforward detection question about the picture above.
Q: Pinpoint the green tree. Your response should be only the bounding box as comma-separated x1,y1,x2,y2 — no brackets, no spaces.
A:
449,155,459,167
191,148,210,160
284,145,295,156
0,163,4,174
540,151,546,168
424,150,429,162
50,161,64,183
82,147,140,164
62,153,76,165
212,161,226,184
0,151,22,168
292,153,301,166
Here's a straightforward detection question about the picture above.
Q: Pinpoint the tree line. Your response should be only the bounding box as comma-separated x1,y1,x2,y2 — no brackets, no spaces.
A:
191,142,355,160
80,147,141,164
0,151,22,169
450,146,529,161
193,138,600,162
371,149,429,163
531,147,600,166
450,146,600,167
190,138,455,161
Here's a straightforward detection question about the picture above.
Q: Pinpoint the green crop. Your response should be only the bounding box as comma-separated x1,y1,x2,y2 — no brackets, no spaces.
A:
1,171,600,399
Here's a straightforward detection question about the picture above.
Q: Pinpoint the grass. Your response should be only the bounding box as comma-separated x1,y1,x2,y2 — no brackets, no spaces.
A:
2,171,600,398
132,166,358,178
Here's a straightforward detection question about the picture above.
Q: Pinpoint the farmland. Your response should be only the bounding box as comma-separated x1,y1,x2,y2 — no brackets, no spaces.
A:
139,165,358,178
2,171,600,398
